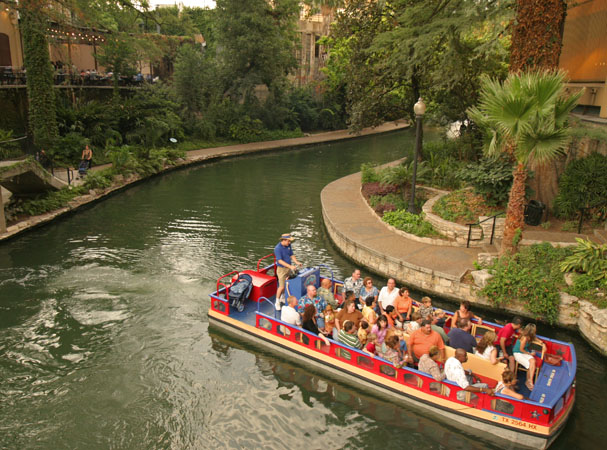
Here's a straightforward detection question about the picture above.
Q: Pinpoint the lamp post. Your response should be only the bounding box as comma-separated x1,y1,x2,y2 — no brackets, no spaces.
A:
408,97,426,214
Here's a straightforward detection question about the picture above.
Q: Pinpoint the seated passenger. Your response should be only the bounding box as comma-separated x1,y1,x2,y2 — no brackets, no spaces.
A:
418,345,446,381
334,299,364,340
495,369,524,400
474,331,499,364
430,310,449,344
447,318,476,354
383,305,400,329
393,287,413,323
445,348,494,400
362,297,378,326
359,277,379,311
358,320,370,346
371,315,390,345
407,319,446,363
377,335,409,368
280,295,301,327
434,309,447,328
317,278,338,309
338,320,362,349
418,296,434,320
513,323,542,391
302,304,330,346
405,311,422,334
364,332,378,356
323,304,336,335
452,300,483,325
297,284,327,328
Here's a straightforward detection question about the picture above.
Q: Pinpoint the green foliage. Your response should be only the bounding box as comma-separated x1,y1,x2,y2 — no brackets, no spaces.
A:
433,189,501,224
382,210,440,238
10,186,85,217
369,193,406,211
566,274,607,308
82,169,113,190
482,243,573,323
380,159,430,189
553,152,607,219
361,163,381,184
0,129,23,160
561,221,576,232
560,238,607,282
421,140,466,189
457,155,513,206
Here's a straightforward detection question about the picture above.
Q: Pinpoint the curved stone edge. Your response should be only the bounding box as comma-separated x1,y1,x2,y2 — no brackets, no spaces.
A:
323,175,607,357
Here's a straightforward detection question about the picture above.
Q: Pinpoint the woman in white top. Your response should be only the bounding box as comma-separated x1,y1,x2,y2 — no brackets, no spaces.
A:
474,331,499,365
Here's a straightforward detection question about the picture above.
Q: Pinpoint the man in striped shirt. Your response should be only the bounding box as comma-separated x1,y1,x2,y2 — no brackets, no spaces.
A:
338,321,362,349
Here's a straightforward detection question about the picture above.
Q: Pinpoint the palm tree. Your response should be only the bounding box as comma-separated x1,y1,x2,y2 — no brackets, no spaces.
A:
468,70,582,255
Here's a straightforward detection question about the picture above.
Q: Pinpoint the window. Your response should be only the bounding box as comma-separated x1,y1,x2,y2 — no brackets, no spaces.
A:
314,36,320,59
456,391,479,406
429,382,450,397
492,399,515,415
403,372,421,386
315,340,330,353
259,317,272,330
301,334,310,345
380,365,397,378
336,347,352,361
0,34,11,67
357,356,374,370
278,326,291,337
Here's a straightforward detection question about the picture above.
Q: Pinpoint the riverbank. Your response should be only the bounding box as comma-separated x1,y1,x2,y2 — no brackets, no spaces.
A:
321,169,607,356
0,121,408,242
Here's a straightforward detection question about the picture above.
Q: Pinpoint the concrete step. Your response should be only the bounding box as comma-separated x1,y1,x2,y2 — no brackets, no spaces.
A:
481,243,498,253
595,228,607,244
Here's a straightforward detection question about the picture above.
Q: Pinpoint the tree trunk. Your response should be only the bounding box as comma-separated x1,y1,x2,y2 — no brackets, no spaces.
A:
509,0,567,72
500,163,527,256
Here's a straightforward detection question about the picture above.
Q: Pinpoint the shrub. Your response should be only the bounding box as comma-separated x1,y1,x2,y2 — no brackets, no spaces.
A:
382,210,441,238
560,238,607,281
457,155,513,206
566,273,607,308
83,170,113,190
553,152,607,219
0,129,24,160
361,182,399,198
482,243,572,323
433,189,502,224
361,163,381,184
10,186,85,217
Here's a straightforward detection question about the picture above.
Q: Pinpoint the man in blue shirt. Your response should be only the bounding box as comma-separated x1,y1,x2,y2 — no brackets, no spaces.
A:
274,233,301,309
447,318,477,354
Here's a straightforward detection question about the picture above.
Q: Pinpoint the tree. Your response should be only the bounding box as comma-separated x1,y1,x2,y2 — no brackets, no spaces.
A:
19,0,59,150
214,0,299,99
468,70,581,255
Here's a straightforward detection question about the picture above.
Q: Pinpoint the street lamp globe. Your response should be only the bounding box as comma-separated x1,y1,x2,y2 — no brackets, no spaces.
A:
413,97,426,117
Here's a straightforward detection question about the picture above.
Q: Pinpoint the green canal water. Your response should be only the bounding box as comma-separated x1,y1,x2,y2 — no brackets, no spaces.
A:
0,129,604,449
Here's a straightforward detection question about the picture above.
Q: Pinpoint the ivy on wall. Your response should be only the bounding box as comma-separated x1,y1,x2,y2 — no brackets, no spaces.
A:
20,0,59,150
509,0,567,72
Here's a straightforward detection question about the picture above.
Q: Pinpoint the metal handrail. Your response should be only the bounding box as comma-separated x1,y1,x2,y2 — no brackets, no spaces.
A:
577,199,607,234
257,295,279,319
465,211,505,248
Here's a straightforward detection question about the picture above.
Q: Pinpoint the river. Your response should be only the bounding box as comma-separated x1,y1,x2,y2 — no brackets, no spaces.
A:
0,129,604,449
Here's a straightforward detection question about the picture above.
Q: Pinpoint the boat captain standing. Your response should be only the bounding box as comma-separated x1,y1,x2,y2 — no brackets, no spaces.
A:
274,233,302,310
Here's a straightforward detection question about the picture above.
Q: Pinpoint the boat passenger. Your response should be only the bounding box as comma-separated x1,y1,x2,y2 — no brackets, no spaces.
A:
452,300,483,325
495,369,524,400
362,297,378,326
364,333,378,356
408,319,446,363
344,269,364,308
371,315,389,345
358,320,370,346
425,310,449,344
445,349,493,400
338,320,363,349
297,284,327,328
378,278,399,314
359,277,379,312
318,278,338,309
494,316,522,371
302,304,330,346
323,304,336,335
448,318,477,354
418,296,434,320
334,299,363,340
433,309,447,328
378,335,409,368
418,345,446,381
394,287,413,323
474,331,499,364
274,233,302,309
405,311,422,334
513,324,541,391
280,295,302,328
383,305,400,329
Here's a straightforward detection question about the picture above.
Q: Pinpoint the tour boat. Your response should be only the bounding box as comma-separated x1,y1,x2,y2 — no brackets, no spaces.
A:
208,255,576,449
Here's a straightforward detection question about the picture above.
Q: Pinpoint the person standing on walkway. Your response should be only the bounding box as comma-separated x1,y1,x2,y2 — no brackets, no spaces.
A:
274,233,301,309
81,144,93,169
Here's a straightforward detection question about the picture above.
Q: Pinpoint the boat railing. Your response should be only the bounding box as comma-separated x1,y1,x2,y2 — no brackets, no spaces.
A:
216,270,239,298
257,295,279,319
253,311,554,427
257,254,276,272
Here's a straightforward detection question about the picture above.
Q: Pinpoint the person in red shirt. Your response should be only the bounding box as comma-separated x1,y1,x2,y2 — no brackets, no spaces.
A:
494,316,523,371
408,319,446,362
